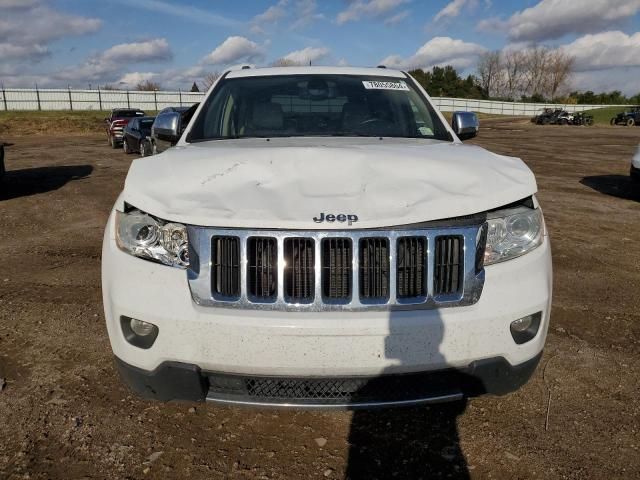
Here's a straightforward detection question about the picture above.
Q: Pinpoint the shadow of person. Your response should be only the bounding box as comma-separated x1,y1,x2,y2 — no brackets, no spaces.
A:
346,309,470,480
580,175,640,202
0,165,93,201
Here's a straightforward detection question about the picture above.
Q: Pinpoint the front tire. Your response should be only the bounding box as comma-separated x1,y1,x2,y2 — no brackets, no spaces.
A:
123,139,131,154
627,118,635,127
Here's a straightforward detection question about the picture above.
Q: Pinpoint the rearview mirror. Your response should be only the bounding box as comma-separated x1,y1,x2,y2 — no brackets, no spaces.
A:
152,112,181,144
452,111,479,140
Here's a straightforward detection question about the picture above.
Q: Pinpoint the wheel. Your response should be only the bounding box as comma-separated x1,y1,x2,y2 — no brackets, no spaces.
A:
560,118,568,125
110,135,119,149
585,117,594,126
542,117,550,125
140,140,149,157
626,118,635,127
123,138,131,154
610,118,616,126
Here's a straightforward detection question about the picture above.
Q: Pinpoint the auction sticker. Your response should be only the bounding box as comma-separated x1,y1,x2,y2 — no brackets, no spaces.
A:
362,80,410,91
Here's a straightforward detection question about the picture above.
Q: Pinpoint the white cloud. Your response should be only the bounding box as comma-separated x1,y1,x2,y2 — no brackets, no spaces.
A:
52,38,172,85
0,1,101,64
110,0,239,28
434,0,477,22
203,36,265,66
381,36,487,70
336,0,408,25
478,0,640,42
100,39,172,64
0,0,41,9
0,42,49,61
250,0,288,33
116,72,159,88
384,10,410,26
282,46,330,64
291,0,324,30
562,31,640,72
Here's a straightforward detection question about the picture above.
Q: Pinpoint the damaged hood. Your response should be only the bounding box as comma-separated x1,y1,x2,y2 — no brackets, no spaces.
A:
122,137,537,229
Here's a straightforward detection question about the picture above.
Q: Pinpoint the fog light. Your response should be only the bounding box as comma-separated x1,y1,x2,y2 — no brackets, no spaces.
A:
121,316,158,349
510,312,542,345
130,318,155,336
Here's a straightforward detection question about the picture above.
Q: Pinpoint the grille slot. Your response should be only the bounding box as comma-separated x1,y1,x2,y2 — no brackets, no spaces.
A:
284,238,315,302
434,236,463,296
359,238,390,300
212,236,240,297
397,237,426,298
322,238,353,300
247,237,277,299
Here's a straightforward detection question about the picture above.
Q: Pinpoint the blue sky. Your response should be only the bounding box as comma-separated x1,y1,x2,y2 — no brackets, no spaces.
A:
3,0,640,93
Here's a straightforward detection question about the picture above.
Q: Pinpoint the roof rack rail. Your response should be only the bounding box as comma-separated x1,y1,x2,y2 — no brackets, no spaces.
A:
241,65,251,70
377,65,387,69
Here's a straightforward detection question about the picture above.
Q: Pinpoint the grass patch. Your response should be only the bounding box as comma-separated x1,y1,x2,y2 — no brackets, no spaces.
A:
0,110,109,136
0,110,160,136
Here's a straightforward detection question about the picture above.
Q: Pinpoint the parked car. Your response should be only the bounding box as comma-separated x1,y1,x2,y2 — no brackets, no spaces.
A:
610,107,640,126
150,104,199,154
535,108,564,125
122,116,156,156
105,108,145,148
571,112,594,126
103,66,551,408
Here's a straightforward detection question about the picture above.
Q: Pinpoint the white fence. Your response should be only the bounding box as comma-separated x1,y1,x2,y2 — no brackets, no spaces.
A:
0,87,629,115
0,88,205,111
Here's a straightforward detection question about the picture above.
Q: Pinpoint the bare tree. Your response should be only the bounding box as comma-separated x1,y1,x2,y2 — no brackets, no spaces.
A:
547,50,575,100
501,50,527,100
136,80,161,91
271,58,302,67
477,51,502,98
202,72,221,90
521,46,550,99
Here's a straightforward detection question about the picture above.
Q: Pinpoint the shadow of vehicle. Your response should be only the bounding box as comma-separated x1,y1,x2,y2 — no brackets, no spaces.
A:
580,175,640,202
0,165,93,201
346,309,470,479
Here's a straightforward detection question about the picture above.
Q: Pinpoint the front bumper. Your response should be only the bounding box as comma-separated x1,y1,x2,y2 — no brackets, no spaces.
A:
115,352,543,408
102,210,552,401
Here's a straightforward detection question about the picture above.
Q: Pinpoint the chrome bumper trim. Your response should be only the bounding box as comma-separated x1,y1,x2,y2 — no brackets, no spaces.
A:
205,392,464,410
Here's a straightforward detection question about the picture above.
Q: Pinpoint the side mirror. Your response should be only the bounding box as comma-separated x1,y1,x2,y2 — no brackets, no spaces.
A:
152,112,181,144
452,111,479,140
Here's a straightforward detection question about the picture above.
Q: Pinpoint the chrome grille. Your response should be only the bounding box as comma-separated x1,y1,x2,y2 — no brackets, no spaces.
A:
188,224,486,311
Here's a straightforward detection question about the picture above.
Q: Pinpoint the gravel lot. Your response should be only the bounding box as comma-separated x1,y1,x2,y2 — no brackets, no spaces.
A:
0,119,639,479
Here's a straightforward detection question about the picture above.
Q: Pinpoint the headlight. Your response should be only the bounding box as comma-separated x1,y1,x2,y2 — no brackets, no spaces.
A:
116,209,189,268
484,208,543,265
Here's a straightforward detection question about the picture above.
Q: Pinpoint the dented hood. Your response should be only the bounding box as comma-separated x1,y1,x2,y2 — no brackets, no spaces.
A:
122,137,537,229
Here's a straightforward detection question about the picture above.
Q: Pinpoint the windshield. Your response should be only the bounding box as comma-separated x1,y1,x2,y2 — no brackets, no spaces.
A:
115,110,144,118
140,118,155,130
188,74,450,141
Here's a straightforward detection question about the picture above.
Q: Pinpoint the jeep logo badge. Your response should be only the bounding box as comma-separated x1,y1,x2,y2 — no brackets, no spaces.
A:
313,212,359,226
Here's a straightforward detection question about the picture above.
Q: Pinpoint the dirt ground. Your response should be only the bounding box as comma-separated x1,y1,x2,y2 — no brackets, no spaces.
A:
0,119,639,480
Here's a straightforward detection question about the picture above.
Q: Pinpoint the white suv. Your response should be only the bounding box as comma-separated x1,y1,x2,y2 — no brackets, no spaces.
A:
102,67,552,408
